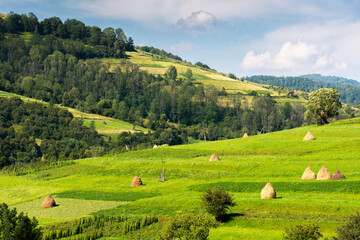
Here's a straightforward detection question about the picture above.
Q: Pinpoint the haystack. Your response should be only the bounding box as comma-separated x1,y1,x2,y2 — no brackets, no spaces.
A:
243,132,249,138
301,166,316,180
317,165,332,180
153,144,158,148
303,131,315,141
261,182,276,199
209,153,220,162
332,170,345,180
42,195,56,208
130,176,143,187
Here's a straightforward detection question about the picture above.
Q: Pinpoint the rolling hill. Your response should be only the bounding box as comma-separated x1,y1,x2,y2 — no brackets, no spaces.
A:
103,49,309,104
1,117,360,239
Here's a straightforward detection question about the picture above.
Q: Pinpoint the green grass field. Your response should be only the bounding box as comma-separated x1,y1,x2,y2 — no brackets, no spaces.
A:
1,117,360,238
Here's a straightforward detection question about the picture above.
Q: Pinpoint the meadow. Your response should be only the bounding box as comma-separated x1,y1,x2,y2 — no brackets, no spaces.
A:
1,117,359,239
102,50,308,104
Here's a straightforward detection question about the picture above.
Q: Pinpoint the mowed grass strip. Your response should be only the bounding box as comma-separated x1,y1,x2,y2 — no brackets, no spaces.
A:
188,181,360,194
55,190,161,201
12,198,125,220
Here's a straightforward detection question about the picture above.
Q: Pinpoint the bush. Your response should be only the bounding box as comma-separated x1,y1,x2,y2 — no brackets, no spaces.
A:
201,187,236,221
158,214,217,240
336,212,360,239
282,224,322,240
0,203,42,240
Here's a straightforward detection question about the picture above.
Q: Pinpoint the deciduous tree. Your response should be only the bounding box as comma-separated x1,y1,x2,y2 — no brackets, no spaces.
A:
305,88,342,125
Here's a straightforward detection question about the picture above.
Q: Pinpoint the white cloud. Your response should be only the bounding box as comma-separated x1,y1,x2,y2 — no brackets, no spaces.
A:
169,41,194,52
241,40,347,73
177,10,216,31
240,19,360,79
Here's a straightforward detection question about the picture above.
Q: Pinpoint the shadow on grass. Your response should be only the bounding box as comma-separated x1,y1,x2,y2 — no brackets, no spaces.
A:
221,213,245,223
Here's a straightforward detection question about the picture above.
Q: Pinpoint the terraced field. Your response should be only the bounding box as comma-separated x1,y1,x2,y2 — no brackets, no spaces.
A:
1,117,360,239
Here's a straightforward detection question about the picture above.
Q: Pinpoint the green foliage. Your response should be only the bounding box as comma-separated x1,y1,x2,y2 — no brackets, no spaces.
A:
0,97,106,167
228,73,237,79
158,214,217,240
336,212,360,239
166,65,178,81
201,188,236,221
184,68,193,80
138,46,183,61
282,224,323,240
305,88,342,125
195,62,211,70
0,202,42,240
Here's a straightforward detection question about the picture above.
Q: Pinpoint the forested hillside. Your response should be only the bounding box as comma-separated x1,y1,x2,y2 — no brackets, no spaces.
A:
301,74,360,87
245,75,360,104
0,12,307,140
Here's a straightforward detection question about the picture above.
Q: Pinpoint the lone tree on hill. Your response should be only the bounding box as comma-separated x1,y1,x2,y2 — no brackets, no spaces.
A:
201,187,236,221
305,88,342,125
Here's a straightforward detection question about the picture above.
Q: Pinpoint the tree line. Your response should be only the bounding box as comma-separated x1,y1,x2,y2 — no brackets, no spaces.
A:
245,75,360,105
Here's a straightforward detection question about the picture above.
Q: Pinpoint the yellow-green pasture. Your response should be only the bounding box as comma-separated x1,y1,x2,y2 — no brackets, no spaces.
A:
1,118,360,239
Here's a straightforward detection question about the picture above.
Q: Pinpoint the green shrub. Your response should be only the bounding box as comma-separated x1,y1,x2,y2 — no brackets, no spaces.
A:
201,187,236,221
282,224,323,240
336,212,360,239
158,214,217,240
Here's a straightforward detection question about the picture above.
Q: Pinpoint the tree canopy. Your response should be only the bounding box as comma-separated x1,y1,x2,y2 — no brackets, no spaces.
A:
305,88,342,125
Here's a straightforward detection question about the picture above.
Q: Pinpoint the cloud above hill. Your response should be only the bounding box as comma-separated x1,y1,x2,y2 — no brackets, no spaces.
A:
177,11,216,31
241,40,347,72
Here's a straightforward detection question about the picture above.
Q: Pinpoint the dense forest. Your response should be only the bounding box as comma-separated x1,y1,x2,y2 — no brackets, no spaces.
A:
245,75,360,104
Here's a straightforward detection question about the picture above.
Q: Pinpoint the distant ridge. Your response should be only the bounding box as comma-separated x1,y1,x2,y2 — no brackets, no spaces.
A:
245,75,360,104
300,74,360,87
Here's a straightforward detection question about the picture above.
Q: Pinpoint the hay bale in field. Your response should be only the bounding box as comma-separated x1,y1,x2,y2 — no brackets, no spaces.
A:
130,176,143,187
317,165,332,180
243,132,249,138
102,121,106,125
153,144,158,148
332,170,345,180
303,131,315,141
301,166,316,180
209,153,220,162
261,182,276,199
42,195,56,208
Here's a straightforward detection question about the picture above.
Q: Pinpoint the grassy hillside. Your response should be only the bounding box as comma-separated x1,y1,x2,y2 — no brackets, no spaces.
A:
0,90,149,135
1,117,360,239
103,50,308,104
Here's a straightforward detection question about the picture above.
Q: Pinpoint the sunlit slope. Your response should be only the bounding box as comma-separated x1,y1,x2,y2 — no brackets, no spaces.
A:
1,117,360,238
0,90,148,134
102,50,308,103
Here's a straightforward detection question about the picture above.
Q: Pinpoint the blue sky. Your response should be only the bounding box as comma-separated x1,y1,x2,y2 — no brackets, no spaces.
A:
1,0,360,81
